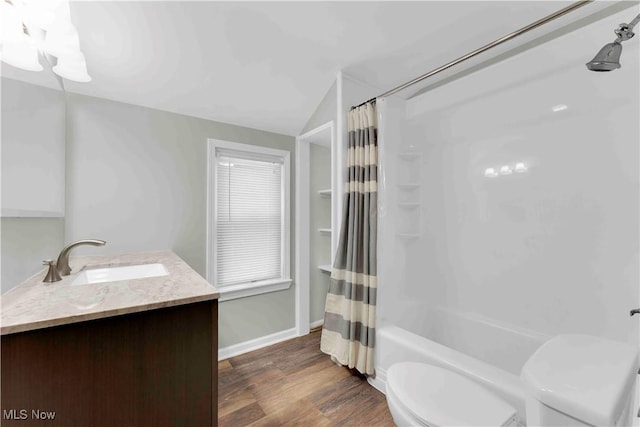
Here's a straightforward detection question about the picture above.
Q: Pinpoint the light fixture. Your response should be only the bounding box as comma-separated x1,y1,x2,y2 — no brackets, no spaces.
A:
1,36,43,71
1,1,43,71
21,0,63,30
0,0,91,82
551,104,568,113
42,2,79,57
52,51,90,82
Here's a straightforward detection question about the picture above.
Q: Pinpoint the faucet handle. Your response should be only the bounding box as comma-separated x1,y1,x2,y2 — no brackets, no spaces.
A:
42,260,62,283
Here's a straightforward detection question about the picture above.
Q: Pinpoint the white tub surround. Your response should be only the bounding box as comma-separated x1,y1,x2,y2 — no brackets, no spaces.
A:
376,6,639,357
373,7,640,424
0,250,219,335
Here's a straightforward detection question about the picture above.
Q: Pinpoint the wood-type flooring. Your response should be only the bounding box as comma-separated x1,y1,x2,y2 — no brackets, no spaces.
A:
218,329,395,426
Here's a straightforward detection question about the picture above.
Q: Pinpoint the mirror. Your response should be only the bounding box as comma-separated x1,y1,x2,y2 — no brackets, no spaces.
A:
1,67,67,293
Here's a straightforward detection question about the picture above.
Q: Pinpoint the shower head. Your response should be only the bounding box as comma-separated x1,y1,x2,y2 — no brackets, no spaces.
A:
586,42,622,71
586,13,640,72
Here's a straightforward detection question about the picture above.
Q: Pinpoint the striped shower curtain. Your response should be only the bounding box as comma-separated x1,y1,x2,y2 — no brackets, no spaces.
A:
320,101,377,376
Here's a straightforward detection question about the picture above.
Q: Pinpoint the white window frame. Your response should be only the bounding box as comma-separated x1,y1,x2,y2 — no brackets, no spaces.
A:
206,138,292,302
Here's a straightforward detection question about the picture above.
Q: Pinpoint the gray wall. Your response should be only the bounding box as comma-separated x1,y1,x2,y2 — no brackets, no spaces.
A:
65,93,296,348
1,78,66,293
301,82,336,134
1,218,65,293
309,144,331,324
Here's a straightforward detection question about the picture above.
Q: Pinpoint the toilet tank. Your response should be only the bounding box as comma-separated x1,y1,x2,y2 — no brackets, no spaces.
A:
521,334,639,426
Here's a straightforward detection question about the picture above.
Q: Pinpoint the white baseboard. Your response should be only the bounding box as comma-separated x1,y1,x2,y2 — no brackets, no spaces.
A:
310,319,324,329
218,327,298,361
367,367,387,395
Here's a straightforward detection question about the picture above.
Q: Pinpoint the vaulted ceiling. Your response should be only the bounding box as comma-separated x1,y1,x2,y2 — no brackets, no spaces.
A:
2,1,630,136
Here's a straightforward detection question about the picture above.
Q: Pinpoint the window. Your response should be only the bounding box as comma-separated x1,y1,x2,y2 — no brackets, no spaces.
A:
207,139,291,301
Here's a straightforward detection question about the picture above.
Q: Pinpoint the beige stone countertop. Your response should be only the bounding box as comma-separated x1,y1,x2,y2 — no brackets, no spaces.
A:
1,250,219,335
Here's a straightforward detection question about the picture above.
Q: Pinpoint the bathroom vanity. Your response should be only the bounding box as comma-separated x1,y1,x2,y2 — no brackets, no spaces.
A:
0,251,219,426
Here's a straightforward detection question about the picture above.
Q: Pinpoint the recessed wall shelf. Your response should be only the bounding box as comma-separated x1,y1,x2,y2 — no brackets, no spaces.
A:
399,152,421,160
396,183,420,190
318,265,332,274
297,119,335,335
398,203,421,209
397,233,420,240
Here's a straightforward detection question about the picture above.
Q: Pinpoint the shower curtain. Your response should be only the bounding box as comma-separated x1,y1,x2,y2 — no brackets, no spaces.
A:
320,101,377,376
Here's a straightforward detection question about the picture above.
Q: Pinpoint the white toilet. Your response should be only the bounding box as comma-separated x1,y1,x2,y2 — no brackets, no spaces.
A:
385,362,518,426
521,334,638,426
385,334,639,427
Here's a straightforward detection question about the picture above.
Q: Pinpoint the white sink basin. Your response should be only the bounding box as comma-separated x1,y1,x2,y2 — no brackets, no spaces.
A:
71,263,168,286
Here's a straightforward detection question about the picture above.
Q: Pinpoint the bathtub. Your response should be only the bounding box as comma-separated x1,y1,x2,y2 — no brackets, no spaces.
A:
369,306,551,423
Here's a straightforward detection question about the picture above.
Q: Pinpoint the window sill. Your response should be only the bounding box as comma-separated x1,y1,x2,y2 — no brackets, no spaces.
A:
218,278,293,302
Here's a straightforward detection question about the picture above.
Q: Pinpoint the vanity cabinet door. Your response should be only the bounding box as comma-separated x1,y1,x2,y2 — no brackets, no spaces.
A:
1,300,218,426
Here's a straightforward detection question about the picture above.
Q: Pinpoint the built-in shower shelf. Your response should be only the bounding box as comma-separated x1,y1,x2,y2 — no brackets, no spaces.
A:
396,183,420,190
318,228,332,234
398,152,421,160
318,265,332,274
398,202,421,209
397,233,420,240
318,189,332,197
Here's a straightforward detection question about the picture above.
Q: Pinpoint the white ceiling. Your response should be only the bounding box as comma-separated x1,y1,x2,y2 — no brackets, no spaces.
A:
2,1,631,136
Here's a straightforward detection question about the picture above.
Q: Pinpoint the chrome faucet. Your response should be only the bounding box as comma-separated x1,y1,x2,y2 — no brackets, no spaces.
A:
56,239,106,276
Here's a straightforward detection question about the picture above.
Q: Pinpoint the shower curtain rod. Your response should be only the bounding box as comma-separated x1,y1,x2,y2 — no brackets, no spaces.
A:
351,0,593,110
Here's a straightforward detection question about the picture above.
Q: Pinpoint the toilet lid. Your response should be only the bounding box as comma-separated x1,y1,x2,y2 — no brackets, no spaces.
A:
386,362,516,427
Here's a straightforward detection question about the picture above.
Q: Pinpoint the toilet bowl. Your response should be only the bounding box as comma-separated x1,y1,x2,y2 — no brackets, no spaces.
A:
385,362,518,427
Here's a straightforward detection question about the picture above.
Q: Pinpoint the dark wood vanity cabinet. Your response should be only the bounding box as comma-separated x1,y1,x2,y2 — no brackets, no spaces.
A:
1,300,218,426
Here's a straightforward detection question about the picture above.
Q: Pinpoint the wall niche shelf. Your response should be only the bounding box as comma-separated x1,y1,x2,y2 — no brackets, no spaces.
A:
318,189,332,197
318,228,332,234
318,265,332,274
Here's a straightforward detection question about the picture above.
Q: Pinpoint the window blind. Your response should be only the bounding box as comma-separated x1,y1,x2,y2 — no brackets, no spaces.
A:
216,152,283,287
